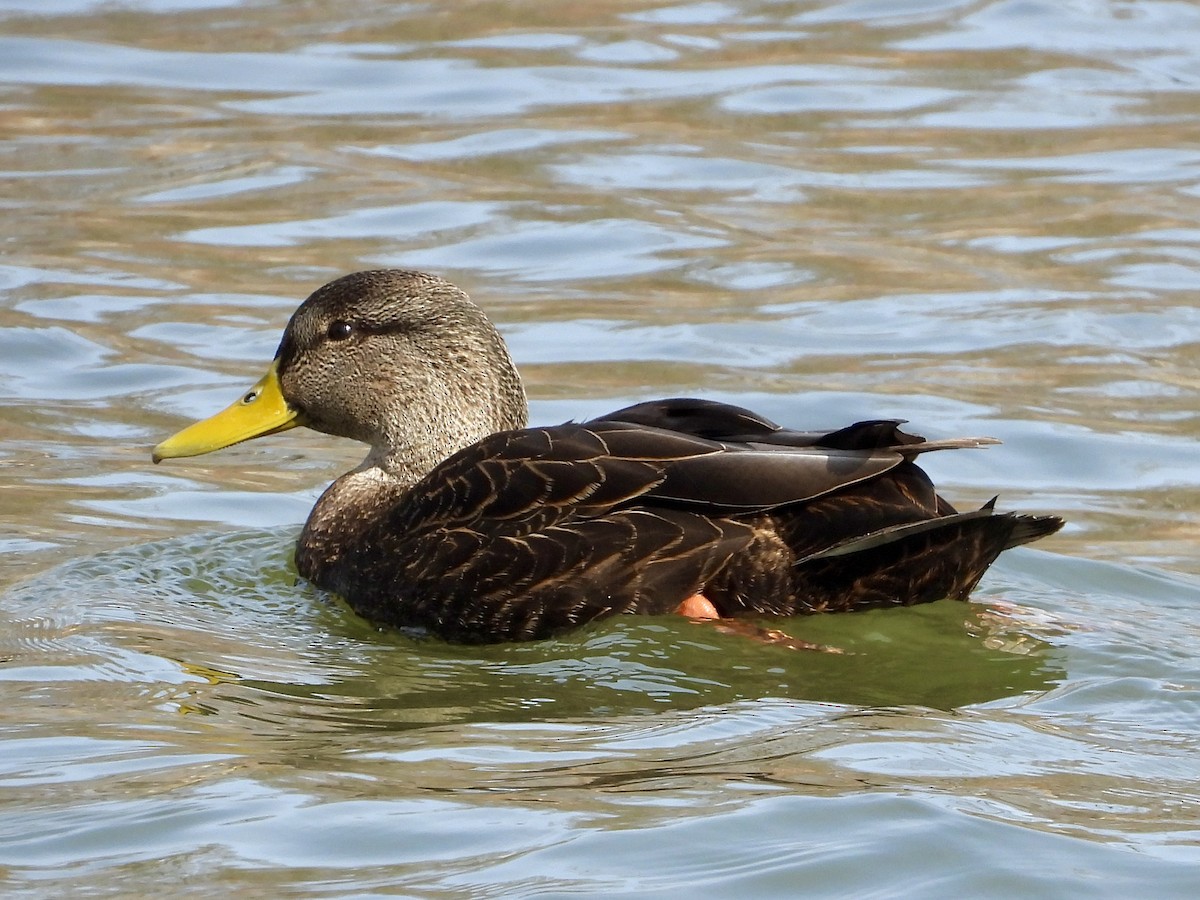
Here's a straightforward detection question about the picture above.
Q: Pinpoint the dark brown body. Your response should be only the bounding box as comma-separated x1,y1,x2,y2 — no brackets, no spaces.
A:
298,398,1062,643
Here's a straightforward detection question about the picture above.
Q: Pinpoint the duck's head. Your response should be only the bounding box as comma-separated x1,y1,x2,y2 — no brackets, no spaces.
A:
153,270,528,482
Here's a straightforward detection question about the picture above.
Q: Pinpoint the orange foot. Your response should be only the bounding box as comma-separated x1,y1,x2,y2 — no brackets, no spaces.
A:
676,593,720,619
711,619,843,653
674,593,841,652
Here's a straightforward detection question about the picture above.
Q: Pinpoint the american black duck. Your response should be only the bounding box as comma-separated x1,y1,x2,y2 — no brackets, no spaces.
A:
153,269,1063,643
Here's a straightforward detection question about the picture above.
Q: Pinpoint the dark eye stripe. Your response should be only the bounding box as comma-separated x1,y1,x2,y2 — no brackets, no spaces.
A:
359,321,419,337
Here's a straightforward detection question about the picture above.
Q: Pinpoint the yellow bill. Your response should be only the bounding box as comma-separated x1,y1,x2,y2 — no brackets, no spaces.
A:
152,360,305,463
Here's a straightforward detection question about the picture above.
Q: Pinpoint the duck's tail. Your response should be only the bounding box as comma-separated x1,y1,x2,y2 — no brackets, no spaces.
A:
1002,511,1066,550
789,502,1064,612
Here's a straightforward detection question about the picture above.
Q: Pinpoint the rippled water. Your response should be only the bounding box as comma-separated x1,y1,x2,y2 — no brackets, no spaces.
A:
2,0,1199,895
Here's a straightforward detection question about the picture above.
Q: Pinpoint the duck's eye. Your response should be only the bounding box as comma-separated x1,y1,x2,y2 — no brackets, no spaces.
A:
326,321,354,341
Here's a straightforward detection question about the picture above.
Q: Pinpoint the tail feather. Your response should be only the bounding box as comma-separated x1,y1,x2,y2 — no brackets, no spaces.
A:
787,502,1064,613
1003,513,1065,550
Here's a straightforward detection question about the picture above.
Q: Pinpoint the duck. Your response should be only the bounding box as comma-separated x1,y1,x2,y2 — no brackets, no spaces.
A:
153,269,1063,644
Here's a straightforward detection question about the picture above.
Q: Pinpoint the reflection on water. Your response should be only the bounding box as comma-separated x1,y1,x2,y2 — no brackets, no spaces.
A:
0,531,1063,726
2,0,1200,895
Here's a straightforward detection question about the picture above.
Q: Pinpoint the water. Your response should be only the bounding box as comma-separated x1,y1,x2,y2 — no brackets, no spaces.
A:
2,0,1199,894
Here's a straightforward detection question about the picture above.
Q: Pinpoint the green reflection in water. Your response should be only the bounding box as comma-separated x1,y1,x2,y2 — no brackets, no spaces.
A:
3,529,1062,734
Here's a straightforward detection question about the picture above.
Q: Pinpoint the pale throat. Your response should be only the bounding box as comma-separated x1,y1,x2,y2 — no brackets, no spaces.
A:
295,463,408,585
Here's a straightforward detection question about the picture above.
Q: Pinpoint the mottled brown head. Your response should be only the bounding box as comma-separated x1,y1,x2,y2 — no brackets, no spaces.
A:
152,269,529,486
275,270,528,479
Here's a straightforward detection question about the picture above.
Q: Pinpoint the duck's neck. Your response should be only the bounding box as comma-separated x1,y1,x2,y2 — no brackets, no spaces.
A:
294,462,409,590
293,346,530,592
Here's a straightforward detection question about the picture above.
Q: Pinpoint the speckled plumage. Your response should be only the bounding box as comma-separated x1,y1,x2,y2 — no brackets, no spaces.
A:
168,270,1064,643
